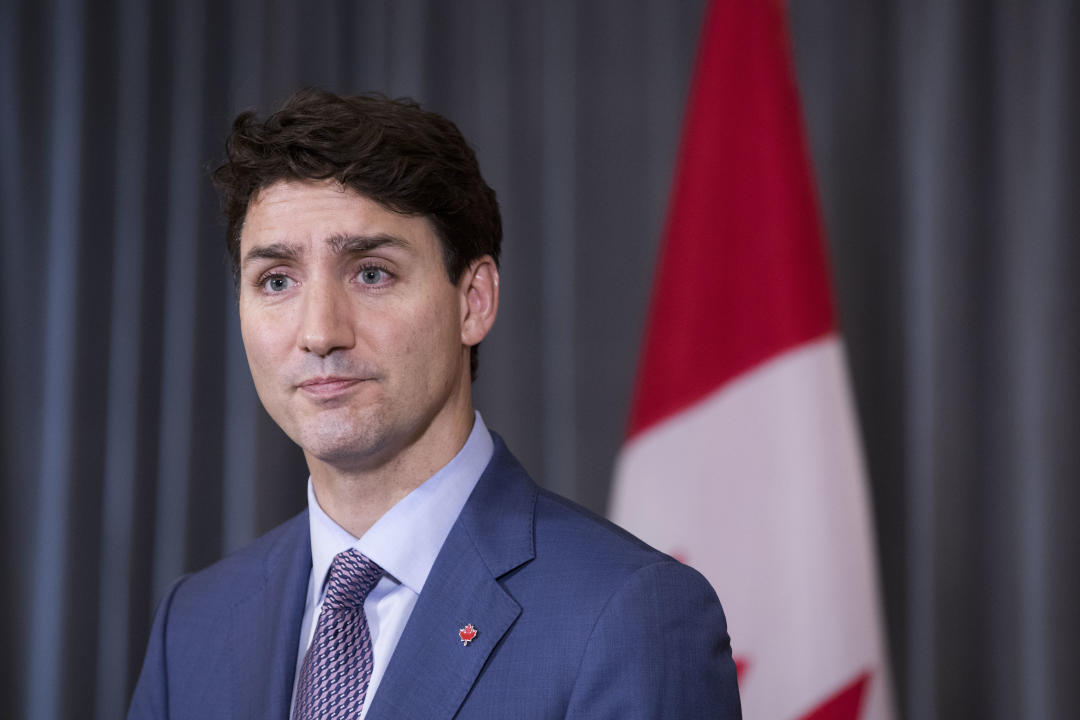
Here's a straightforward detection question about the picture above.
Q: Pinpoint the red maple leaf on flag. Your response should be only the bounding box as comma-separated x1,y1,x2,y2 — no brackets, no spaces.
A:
735,659,870,719
734,656,750,682
798,671,871,720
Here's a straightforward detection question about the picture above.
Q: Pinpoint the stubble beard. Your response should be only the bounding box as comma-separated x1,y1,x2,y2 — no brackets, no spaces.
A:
291,402,403,474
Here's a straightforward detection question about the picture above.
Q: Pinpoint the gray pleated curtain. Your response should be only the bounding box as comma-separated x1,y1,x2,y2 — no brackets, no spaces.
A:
1,1,1076,719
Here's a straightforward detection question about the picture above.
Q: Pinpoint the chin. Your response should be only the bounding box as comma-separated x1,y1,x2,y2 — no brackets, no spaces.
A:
296,420,394,469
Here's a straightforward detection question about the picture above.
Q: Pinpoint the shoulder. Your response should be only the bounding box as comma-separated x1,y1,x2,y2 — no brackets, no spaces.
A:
529,485,721,609
467,458,741,716
535,483,695,572
166,510,309,616
533,486,669,561
476,433,714,604
128,512,311,718
537,492,740,716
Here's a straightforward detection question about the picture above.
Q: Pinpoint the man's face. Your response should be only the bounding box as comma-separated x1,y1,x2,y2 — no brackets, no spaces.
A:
237,179,480,472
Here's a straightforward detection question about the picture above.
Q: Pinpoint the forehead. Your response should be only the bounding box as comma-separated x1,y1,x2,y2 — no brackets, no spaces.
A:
240,179,437,253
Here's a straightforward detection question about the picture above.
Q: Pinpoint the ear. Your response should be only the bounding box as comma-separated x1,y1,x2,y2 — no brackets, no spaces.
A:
459,255,499,347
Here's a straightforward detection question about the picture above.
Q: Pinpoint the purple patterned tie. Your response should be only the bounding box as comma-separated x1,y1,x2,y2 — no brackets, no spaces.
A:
294,549,384,720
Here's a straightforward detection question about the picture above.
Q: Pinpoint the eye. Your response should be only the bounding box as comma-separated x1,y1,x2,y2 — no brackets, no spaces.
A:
357,266,391,286
261,273,296,293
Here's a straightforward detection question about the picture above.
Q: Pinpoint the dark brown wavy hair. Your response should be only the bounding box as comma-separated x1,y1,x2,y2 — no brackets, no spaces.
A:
212,88,502,378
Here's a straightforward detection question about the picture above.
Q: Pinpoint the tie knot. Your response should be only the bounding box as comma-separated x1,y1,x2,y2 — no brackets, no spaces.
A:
324,548,383,609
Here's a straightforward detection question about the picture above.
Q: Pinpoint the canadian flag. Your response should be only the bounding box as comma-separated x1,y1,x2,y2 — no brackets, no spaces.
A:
609,1,895,718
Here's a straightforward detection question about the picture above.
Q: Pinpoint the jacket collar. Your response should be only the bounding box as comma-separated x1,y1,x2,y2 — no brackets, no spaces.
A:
366,434,537,719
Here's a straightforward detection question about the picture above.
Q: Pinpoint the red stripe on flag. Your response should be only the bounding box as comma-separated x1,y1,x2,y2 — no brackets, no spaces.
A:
627,0,834,439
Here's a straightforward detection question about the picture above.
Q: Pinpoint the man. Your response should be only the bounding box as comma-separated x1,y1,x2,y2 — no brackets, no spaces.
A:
128,88,741,719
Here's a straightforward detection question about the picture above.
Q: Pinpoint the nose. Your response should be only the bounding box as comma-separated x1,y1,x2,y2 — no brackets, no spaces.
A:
296,282,355,357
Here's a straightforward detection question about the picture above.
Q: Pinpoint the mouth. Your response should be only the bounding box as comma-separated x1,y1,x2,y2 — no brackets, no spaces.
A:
297,376,366,398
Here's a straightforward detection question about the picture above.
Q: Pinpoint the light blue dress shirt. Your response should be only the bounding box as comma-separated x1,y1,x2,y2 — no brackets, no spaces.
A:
289,411,494,720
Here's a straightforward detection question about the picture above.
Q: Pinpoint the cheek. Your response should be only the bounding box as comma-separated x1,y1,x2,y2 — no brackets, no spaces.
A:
380,290,456,346
240,313,289,378
378,295,461,376
417,295,462,353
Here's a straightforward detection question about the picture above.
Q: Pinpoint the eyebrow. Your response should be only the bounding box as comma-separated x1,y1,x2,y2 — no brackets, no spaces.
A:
241,242,301,269
241,233,410,270
326,233,410,255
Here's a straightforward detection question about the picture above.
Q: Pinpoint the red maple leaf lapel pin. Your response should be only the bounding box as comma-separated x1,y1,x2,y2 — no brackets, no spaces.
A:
459,623,477,646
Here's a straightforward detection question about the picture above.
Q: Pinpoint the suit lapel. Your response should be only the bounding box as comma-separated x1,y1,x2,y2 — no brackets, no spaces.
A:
367,437,537,719
228,512,312,720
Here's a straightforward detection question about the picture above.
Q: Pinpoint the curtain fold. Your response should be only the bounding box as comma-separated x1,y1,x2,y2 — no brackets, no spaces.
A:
791,1,1080,717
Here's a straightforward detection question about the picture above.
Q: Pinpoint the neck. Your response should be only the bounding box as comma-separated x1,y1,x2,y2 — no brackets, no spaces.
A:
306,398,476,539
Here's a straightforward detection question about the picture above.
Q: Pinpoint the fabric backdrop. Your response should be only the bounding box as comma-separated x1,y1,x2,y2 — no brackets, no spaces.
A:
1,1,1076,718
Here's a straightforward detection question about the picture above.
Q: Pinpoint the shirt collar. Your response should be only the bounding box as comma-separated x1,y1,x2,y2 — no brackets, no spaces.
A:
307,411,494,598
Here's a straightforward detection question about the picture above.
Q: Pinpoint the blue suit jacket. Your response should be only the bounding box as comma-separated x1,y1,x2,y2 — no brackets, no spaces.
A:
128,436,741,718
